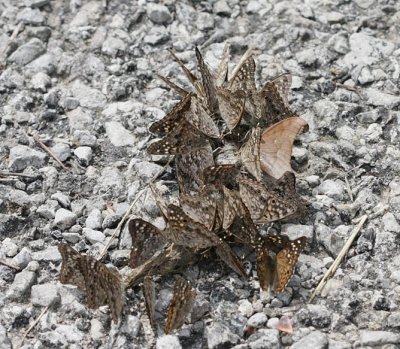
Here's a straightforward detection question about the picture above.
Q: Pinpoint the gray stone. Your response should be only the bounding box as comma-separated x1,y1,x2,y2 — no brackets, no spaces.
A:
16,7,45,25
51,192,71,209
96,167,125,196
31,246,61,262
55,324,84,343
317,180,345,200
120,315,141,338
387,312,400,328
67,108,94,130
156,335,182,349
296,49,318,67
357,66,374,85
328,33,349,54
290,331,328,349
238,299,253,317
0,68,25,89
62,97,80,110
105,121,136,147
90,319,104,340
335,125,355,142
101,36,127,57
26,52,56,75
146,3,172,24
385,213,400,233
248,329,281,349
296,304,331,328
7,38,45,66
7,270,37,300
206,322,240,349
1,238,18,257
74,146,93,166
282,224,314,241
37,199,59,219
323,11,345,24
31,283,60,306
83,228,105,244
247,313,268,328
190,293,211,323
31,71,51,91
266,317,279,329
317,224,350,256
364,123,382,143
356,109,381,124
25,0,50,7
85,209,103,230
50,143,71,162
360,330,400,346
328,339,351,349
354,0,375,9
0,324,11,349
132,161,164,182
69,80,106,109
196,12,215,30
8,145,47,171
143,26,170,46
72,130,97,147
11,247,32,269
213,0,231,16
54,208,77,230
62,232,81,244
292,147,308,164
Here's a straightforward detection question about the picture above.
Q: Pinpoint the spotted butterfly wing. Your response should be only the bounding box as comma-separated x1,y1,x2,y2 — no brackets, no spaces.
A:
202,164,240,187
149,93,191,136
214,43,230,87
167,204,220,248
255,234,306,292
157,73,189,98
186,96,220,138
164,277,196,334
58,243,124,322
128,219,167,268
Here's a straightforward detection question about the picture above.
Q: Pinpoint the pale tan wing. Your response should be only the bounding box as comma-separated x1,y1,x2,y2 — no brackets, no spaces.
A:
275,236,306,292
216,87,246,131
222,186,247,230
259,117,308,179
214,43,230,87
240,126,261,181
149,93,191,136
268,73,292,107
143,276,156,328
164,277,196,334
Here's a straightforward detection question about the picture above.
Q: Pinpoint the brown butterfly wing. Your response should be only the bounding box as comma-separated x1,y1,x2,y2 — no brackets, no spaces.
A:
214,43,230,87
180,186,218,231
202,164,240,187
149,93,191,136
214,241,247,278
216,87,246,131
128,219,167,268
259,117,308,179
164,277,197,334
143,276,156,328
157,73,189,98
275,236,306,292
58,243,86,289
229,55,257,93
185,96,220,138
167,204,219,248
195,47,219,113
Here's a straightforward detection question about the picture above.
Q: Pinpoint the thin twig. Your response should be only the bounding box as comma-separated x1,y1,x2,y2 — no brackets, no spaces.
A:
0,171,39,179
309,215,368,303
0,259,21,271
17,305,50,348
344,174,354,202
33,135,69,171
98,158,173,261
352,205,388,224
334,82,362,98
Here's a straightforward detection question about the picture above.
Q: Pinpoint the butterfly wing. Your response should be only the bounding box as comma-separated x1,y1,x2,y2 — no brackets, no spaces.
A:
143,276,156,328
240,126,261,181
216,87,246,131
164,277,196,334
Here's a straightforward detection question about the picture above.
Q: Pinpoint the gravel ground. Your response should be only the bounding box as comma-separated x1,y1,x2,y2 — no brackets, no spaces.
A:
1,0,400,348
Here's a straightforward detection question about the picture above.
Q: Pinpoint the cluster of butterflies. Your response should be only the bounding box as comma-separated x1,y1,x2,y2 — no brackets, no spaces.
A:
58,45,309,334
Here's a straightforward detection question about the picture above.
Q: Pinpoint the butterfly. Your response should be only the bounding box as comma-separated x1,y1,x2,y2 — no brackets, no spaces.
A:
202,164,240,187
238,175,300,224
58,243,124,322
216,87,246,131
255,234,306,292
164,276,197,334
143,276,156,328
259,117,308,179
128,219,168,269
180,186,218,231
